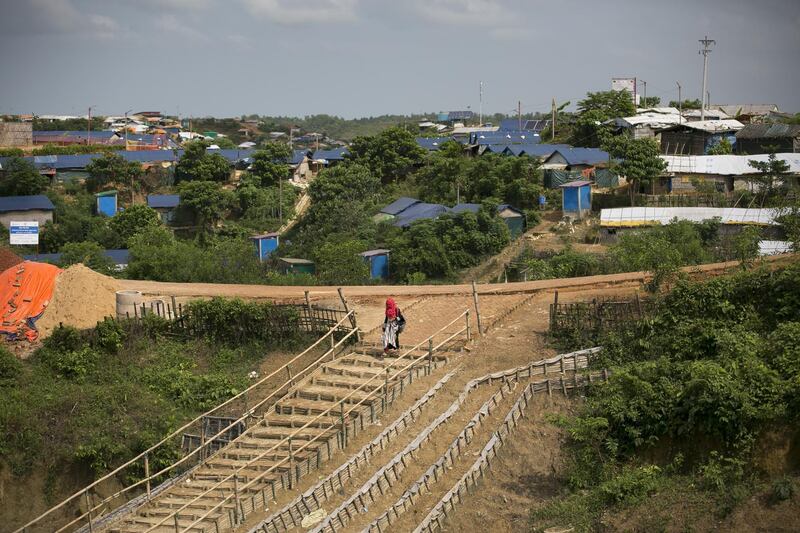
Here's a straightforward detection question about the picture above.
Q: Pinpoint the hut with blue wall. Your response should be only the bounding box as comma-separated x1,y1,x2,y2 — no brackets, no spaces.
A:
251,232,280,262
360,249,389,280
560,180,592,219
95,190,118,217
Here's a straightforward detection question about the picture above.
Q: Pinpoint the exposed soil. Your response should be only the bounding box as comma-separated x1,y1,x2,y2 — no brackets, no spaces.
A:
35,264,120,336
0,247,23,274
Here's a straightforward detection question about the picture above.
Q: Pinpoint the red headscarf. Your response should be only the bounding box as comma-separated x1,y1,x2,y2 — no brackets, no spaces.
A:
385,298,398,319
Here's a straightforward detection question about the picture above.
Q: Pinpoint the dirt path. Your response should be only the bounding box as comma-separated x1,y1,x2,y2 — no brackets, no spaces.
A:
117,256,792,303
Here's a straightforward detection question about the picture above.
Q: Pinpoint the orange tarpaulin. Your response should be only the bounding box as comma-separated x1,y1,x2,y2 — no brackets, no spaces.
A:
0,261,62,341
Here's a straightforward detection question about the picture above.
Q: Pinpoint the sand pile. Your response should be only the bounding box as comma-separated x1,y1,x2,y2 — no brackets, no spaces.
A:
36,264,121,336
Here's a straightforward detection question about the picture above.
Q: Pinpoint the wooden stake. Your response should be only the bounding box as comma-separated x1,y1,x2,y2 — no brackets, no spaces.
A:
465,310,472,342
144,453,151,497
471,281,483,337
85,491,94,533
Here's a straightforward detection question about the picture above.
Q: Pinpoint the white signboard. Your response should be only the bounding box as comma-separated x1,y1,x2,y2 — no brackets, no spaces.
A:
612,77,638,105
9,221,39,245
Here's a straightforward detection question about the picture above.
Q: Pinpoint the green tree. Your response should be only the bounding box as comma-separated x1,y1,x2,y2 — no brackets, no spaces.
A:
748,154,790,194
640,96,661,107
570,90,636,147
250,142,292,187
175,140,231,183
347,126,426,183
707,137,733,155
178,181,233,231
0,157,49,196
732,226,762,267
315,239,370,285
60,241,116,274
604,136,667,200
109,204,162,244
210,136,237,149
85,152,143,193
668,98,702,110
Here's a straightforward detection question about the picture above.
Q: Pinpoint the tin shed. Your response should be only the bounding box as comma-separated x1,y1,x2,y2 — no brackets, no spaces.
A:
278,258,315,275
95,190,118,217
251,233,280,262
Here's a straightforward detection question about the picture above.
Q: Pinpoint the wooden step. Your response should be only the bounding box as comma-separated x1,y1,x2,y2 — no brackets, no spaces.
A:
249,425,335,441
262,413,341,429
311,373,384,390
296,385,374,403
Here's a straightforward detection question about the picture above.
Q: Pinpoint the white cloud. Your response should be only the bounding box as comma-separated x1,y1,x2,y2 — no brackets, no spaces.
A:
242,0,359,25
412,0,514,27
155,14,208,41
26,0,120,38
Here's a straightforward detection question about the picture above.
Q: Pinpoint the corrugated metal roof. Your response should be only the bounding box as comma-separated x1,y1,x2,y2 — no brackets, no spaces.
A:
559,180,592,188
735,123,800,139
600,207,782,227
450,203,481,214
447,111,474,120
0,195,55,212
359,249,390,257
674,119,744,133
758,240,792,256
381,197,421,216
250,232,280,239
662,153,800,175
279,257,314,264
615,112,684,129
147,194,180,209
712,104,779,116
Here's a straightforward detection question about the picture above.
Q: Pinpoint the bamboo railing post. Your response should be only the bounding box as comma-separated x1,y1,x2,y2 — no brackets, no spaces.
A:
85,491,94,533
144,453,151,497
427,339,433,374
304,290,315,333
288,440,294,490
174,513,180,533
337,287,358,334
465,310,471,342
471,281,483,337
340,403,347,449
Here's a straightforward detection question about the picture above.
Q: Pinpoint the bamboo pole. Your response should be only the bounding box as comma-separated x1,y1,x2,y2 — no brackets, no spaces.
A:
471,281,483,337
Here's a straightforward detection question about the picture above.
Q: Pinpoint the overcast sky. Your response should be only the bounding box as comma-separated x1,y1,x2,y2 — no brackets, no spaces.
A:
1,0,799,119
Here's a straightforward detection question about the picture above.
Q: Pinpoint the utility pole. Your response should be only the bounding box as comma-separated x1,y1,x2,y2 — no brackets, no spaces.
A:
479,81,483,126
676,82,682,124
699,35,715,121
639,80,647,107
517,100,522,131
124,109,132,151
551,98,556,142
87,106,92,146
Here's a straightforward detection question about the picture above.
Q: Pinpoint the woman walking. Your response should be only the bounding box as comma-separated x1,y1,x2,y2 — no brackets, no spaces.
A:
382,298,405,354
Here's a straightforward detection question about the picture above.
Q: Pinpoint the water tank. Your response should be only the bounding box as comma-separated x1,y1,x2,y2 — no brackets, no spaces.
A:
116,290,143,319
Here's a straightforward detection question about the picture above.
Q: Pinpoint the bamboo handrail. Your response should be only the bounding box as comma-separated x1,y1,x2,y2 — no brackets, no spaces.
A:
16,311,356,533
168,310,470,533
53,325,364,533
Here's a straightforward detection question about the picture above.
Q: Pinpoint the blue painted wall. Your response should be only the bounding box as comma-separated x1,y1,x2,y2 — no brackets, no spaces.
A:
367,254,389,279
562,185,591,216
253,235,279,261
97,195,117,217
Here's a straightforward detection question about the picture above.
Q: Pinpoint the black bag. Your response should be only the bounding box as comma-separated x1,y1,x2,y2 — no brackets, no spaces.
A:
397,312,406,333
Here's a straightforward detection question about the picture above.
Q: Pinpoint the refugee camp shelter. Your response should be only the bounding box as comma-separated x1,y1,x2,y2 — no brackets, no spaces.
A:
251,233,280,262
360,249,390,280
451,203,526,238
95,190,118,217
0,195,55,229
560,180,592,219
278,258,315,275
147,194,180,223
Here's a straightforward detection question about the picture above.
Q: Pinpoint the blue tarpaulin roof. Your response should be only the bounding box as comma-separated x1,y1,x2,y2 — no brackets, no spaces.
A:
416,137,454,151
451,203,481,214
147,194,180,208
381,197,421,216
0,148,253,171
498,119,552,132
393,203,450,227
0,195,55,212
549,148,610,166
312,148,349,161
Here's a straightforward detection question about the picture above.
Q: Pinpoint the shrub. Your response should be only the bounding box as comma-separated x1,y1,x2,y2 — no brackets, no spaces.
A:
598,465,662,506
770,476,795,503
45,325,84,353
94,319,125,354
0,346,21,380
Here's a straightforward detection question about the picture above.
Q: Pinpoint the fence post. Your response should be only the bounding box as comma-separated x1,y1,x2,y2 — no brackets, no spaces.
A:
427,338,433,374
384,368,390,406
465,310,472,342
85,491,94,533
340,403,347,449
288,439,294,489
304,290,315,333
144,453,151,497
471,281,483,337
337,287,358,333
171,295,178,320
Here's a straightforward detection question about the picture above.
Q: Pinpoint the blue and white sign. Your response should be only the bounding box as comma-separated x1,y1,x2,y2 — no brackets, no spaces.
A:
9,221,39,245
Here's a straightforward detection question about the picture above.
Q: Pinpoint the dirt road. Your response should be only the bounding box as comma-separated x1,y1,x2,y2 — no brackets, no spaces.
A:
118,255,793,302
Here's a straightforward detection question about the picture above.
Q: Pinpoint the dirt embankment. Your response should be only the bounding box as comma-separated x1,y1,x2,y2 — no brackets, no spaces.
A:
36,264,120,336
